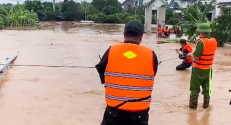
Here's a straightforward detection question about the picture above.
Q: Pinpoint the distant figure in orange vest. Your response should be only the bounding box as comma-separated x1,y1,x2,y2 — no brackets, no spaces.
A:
174,25,180,37
96,20,158,125
158,25,163,37
175,39,193,70
164,26,170,37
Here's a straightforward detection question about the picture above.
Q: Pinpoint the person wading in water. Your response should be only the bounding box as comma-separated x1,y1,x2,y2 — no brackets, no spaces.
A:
175,39,193,70
188,23,217,109
96,20,158,125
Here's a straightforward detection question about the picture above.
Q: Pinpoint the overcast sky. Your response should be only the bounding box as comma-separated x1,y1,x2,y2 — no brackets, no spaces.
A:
0,0,125,4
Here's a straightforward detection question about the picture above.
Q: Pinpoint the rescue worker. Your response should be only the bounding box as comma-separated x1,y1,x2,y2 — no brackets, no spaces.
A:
164,26,170,37
188,23,217,109
174,25,180,37
158,25,163,37
175,39,193,70
96,20,158,125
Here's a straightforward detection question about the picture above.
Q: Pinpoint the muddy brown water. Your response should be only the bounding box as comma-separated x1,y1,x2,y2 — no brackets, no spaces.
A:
0,22,230,125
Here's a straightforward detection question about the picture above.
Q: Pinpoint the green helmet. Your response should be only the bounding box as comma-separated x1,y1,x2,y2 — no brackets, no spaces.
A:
196,23,212,33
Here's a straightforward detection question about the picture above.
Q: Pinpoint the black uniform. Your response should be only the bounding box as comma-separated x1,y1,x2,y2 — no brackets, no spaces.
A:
95,20,158,125
96,41,158,125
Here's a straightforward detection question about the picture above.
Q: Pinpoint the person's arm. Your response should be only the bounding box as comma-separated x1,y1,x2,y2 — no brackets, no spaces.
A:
95,47,111,84
192,41,204,60
153,51,158,76
183,49,189,54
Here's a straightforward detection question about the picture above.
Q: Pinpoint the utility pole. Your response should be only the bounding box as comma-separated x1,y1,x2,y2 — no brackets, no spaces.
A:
85,0,87,21
135,7,137,19
53,0,55,12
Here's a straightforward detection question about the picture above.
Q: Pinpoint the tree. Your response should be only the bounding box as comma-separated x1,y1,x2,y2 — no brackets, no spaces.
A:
43,2,61,20
166,9,180,25
166,9,173,23
179,1,214,42
91,0,107,11
211,7,231,47
61,0,83,20
106,0,122,12
102,5,117,15
5,2,38,28
0,3,12,15
24,0,46,20
91,0,121,12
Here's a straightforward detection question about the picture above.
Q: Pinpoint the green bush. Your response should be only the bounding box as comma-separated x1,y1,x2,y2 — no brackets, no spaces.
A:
167,17,180,25
104,14,122,23
152,17,157,24
89,13,145,24
0,16,4,29
61,0,83,21
46,11,60,20
102,5,117,15
210,7,231,47
7,4,38,27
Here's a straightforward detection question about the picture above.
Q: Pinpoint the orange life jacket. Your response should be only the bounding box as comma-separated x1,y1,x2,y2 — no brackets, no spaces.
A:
193,38,217,69
158,28,162,32
104,43,155,112
165,28,169,32
182,42,193,63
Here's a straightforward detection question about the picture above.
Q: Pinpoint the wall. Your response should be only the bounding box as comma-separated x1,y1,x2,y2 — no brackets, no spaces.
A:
144,8,152,33
214,0,231,17
157,6,166,26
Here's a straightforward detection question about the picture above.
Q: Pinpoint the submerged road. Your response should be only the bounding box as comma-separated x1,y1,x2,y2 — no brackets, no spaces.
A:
0,22,230,125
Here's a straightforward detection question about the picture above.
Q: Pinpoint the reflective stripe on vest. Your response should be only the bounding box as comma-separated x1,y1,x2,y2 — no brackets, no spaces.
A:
105,72,154,80
104,43,154,111
105,94,152,102
182,42,193,63
193,38,217,69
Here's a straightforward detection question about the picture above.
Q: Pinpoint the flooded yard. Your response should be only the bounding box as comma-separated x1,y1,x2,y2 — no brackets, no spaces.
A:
0,22,230,125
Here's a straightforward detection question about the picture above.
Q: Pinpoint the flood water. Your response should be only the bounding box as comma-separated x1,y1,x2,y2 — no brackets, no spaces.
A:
0,22,230,125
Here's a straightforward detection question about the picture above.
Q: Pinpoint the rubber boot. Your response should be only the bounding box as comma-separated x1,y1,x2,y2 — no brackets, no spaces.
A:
203,98,210,109
189,97,198,109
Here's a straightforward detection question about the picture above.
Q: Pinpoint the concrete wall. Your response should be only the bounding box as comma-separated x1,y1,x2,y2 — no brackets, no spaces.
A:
157,7,166,26
144,8,152,33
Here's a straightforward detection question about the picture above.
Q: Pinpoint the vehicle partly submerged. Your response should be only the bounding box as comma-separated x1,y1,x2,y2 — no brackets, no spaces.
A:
80,20,94,25
0,52,19,81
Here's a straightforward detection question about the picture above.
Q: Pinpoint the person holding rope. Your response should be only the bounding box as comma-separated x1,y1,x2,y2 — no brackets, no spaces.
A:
95,20,158,125
175,39,193,70
187,23,217,109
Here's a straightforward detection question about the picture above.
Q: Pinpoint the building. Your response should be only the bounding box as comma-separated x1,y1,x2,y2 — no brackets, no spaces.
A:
168,0,216,21
122,0,144,11
215,1,231,16
143,0,168,32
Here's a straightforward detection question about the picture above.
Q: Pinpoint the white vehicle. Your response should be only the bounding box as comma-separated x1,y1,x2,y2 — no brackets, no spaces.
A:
80,20,94,24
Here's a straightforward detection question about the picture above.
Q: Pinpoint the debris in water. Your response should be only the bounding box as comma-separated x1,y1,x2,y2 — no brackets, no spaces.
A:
110,39,122,43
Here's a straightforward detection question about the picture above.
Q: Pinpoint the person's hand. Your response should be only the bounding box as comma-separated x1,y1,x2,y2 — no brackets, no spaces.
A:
175,49,180,53
187,53,193,57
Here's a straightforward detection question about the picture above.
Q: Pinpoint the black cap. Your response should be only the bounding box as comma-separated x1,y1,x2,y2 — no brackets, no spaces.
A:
124,20,144,37
180,39,187,44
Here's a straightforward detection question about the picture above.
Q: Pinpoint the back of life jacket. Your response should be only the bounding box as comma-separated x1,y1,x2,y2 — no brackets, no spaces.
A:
104,43,155,111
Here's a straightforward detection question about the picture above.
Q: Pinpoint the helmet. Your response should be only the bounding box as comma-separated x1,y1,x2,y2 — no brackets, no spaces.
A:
196,23,212,33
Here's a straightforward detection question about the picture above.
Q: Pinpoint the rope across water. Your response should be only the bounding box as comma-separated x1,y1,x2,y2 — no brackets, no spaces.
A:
0,57,179,68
